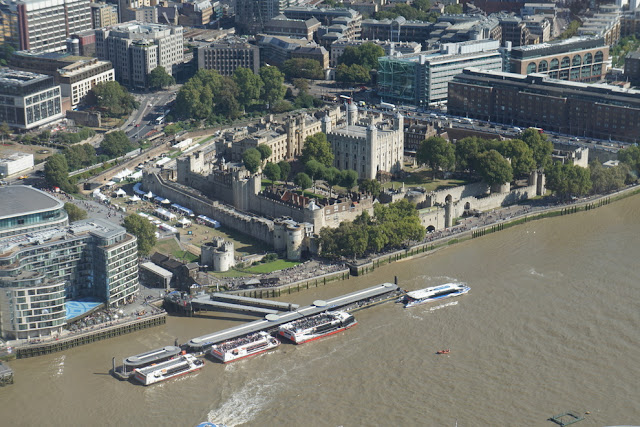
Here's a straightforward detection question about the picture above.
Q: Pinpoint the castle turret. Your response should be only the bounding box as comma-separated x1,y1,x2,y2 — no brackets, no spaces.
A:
348,103,358,126
394,111,404,131
321,114,332,134
286,224,304,261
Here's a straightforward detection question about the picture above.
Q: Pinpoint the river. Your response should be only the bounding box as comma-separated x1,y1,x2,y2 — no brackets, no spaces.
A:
2,195,639,427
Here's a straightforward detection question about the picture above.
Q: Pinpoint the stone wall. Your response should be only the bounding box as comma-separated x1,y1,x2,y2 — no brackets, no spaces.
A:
67,110,101,128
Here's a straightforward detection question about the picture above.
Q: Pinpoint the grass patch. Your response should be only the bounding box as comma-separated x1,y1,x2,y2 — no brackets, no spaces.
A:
173,250,199,262
243,259,300,274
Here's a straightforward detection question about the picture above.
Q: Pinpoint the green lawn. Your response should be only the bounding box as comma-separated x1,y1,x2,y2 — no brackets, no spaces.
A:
243,259,300,274
153,238,199,262
382,170,473,192
173,250,199,263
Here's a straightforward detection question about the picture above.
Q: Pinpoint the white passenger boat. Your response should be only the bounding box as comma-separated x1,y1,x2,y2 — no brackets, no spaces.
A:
133,354,203,385
278,311,357,344
210,332,280,363
400,283,470,308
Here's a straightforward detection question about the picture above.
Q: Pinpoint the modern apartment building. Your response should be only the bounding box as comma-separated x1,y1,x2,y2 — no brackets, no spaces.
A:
0,187,139,340
377,40,503,107
509,37,609,83
197,36,260,75
95,21,184,88
0,68,63,130
447,68,640,143
0,0,92,52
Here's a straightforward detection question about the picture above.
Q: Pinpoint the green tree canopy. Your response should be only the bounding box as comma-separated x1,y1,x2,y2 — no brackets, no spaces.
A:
148,66,175,89
335,63,371,84
278,160,291,182
242,148,262,174
256,144,272,163
301,132,334,167
359,178,382,197
90,81,138,118
101,131,134,157
293,78,310,93
123,214,157,256
44,154,74,193
324,166,341,197
282,58,324,80
338,43,385,70
63,144,97,171
215,77,242,119
260,66,286,108
233,67,264,107
263,162,280,188
294,172,312,190
520,128,553,169
503,139,536,178
417,136,455,179
64,203,88,222
305,159,325,182
618,145,640,172
340,169,359,191
476,149,513,187
546,161,592,200
589,161,629,194
175,69,223,120
455,137,480,171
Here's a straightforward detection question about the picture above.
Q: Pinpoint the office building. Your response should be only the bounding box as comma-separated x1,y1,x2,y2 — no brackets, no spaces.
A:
0,68,63,130
283,6,361,40
96,21,184,88
90,2,118,29
447,68,640,143
578,11,621,46
235,0,283,34
509,37,609,82
624,50,640,85
377,40,503,107
0,0,92,52
11,51,115,107
263,15,320,41
197,36,260,75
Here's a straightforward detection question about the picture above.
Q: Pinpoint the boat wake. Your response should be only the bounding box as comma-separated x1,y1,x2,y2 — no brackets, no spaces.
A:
529,267,545,277
53,355,65,377
206,369,287,427
429,301,458,312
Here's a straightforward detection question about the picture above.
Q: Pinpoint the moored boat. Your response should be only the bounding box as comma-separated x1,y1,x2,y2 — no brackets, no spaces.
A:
400,283,470,308
278,311,357,344
210,332,280,363
133,354,203,386
436,349,451,355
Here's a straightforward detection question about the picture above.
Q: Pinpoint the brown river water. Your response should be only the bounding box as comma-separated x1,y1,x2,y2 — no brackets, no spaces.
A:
2,195,639,427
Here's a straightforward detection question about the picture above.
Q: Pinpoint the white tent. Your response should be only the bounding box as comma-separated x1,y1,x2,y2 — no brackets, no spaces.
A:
104,181,116,187
145,191,154,199
129,195,141,202
115,188,127,197
161,198,171,204
178,218,192,227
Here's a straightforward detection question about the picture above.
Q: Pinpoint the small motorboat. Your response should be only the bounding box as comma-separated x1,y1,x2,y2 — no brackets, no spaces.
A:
436,349,451,355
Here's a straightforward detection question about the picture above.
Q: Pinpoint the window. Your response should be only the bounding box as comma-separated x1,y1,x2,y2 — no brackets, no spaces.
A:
572,55,582,67
538,60,548,72
561,56,570,68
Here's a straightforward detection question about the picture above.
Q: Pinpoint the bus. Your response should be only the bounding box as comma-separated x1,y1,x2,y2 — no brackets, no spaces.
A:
155,115,165,125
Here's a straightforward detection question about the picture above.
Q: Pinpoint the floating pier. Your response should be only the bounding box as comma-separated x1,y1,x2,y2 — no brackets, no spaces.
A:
186,283,400,353
0,362,13,386
209,293,300,311
112,345,182,380
164,291,297,317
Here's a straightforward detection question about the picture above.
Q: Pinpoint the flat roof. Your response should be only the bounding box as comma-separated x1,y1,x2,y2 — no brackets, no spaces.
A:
0,186,64,221
140,262,173,278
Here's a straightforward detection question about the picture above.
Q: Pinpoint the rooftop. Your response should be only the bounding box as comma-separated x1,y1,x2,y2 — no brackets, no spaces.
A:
0,186,63,221
0,68,51,88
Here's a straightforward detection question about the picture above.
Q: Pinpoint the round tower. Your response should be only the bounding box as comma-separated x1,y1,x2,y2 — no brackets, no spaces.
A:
213,241,235,272
321,114,332,134
286,224,304,261
348,103,358,126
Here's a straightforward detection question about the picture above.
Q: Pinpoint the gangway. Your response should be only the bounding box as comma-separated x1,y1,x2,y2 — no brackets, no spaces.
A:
190,295,280,316
209,293,299,311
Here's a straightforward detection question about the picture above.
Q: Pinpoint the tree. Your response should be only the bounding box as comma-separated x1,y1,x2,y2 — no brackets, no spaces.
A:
455,137,480,171
618,145,640,172
256,144,272,163
417,136,455,179
260,66,286,108
270,99,293,113
335,63,371,84
305,159,326,190
215,77,242,119
338,43,385,70
101,131,134,157
444,3,463,13
64,203,88,222
503,139,536,178
0,121,10,142
163,123,183,136
546,161,592,200
44,154,74,192
63,144,97,171
242,148,262,174
282,58,324,80
233,67,263,108
123,214,157,256
175,69,223,120
301,132,334,167
324,166,341,197
476,149,513,188
263,162,281,189
293,78,310,93
590,161,629,194
278,160,291,183
340,169,359,192
520,128,553,169
359,178,382,197
90,81,138,117
294,172,312,191
148,66,175,89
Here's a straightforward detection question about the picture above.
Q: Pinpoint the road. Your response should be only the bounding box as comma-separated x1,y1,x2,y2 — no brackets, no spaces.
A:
124,89,178,141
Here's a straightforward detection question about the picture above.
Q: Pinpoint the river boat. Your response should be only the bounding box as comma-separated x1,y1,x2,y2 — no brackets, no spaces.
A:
436,349,451,355
210,332,280,363
133,354,203,386
278,311,357,344
400,283,470,308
